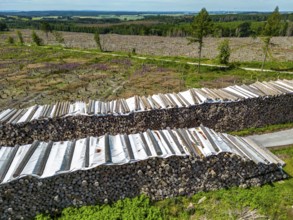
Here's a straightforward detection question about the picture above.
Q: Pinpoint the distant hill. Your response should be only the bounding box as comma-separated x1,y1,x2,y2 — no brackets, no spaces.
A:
0,10,292,17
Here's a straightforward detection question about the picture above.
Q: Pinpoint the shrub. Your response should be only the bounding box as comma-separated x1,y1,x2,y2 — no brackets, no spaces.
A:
94,32,103,51
218,39,231,65
132,48,136,55
53,31,65,45
17,31,24,45
7,36,14,44
32,31,43,46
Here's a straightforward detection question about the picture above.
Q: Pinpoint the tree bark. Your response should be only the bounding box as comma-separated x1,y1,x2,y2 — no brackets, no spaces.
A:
261,48,268,72
261,37,270,72
198,43,202,73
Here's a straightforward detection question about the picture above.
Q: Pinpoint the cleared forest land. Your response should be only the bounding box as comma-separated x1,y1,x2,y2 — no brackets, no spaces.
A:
1,28,293,110
1,42,293,110
103,35,293,62
1,30,293,62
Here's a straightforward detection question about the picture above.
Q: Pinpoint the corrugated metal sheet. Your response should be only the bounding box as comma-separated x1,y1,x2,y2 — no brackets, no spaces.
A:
0,126,284,185
0,79,292,125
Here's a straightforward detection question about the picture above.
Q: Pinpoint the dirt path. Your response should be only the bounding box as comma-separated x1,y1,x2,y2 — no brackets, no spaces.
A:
248,128,293,148
61,47,293,74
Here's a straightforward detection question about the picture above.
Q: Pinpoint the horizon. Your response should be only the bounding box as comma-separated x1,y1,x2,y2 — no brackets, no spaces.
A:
1,0,292,12
1,10,293,12
0,10,292,14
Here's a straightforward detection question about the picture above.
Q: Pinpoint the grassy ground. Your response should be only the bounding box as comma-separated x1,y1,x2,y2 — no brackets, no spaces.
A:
230,122,293,137
1,43,293,109
237,61,293,72
133,53,293,71
36,146,293,220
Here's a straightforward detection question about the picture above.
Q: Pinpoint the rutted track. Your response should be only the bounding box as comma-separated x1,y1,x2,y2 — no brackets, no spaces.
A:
1,79,293,146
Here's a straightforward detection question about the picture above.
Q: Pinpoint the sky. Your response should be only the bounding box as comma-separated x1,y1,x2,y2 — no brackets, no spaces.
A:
0,0,292,12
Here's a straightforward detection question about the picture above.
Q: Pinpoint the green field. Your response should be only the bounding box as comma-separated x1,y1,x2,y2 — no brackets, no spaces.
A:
32,16,59,20
73,15,145,20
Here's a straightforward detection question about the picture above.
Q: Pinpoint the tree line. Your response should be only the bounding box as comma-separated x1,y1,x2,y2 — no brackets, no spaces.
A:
1,11,293,37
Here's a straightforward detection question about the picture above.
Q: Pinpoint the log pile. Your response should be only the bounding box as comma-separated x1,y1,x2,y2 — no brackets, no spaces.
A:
0,126,286,220
0,80,290,219
0,93,293,146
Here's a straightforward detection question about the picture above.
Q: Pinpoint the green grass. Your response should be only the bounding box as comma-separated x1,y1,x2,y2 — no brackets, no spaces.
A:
113,50,293,87
135,53,293,73
238,61,293,72
36,196,163,220
36,146,293,220
230,122,293,136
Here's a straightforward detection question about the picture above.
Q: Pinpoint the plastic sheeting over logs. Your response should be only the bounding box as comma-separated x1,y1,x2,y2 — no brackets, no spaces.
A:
0,79,293,125
0,126,284,185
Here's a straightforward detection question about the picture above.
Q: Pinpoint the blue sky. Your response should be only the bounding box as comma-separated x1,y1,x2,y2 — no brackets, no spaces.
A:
0,0,292,11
